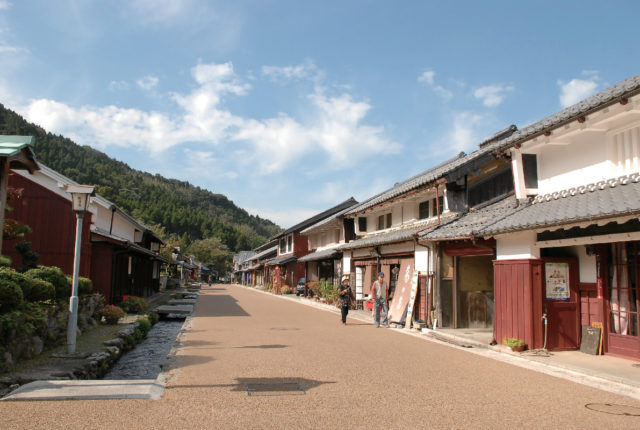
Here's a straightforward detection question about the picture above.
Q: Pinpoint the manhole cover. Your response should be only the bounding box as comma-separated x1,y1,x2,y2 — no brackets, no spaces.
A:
585,403,640,416
245,382,305,396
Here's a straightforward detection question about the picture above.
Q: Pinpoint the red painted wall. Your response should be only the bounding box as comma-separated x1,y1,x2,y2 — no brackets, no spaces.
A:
90,242,114,301
494,259,544,349
5,172,92,278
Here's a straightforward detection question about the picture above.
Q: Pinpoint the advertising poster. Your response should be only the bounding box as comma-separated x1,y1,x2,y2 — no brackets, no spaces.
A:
545,262,570,300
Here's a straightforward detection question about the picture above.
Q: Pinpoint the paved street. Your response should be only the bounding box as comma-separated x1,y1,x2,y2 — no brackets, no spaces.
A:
2,284,640,429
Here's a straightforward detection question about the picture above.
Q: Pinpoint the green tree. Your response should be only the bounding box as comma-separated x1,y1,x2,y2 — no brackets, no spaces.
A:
187,237,232,276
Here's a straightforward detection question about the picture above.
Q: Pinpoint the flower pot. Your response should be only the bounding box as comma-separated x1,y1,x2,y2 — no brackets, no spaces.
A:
510,345,525,352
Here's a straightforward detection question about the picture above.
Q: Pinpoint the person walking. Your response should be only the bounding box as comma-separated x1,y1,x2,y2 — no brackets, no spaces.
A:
338,275,354,325
370,271,389,327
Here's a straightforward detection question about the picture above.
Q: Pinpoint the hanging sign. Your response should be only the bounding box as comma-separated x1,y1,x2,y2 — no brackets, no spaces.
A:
545,262,570,300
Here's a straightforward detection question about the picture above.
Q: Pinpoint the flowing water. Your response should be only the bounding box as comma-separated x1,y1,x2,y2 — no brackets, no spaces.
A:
103,320,184,380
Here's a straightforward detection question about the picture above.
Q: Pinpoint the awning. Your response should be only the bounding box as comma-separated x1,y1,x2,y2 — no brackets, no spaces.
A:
265,255,297,266
298,248,342,263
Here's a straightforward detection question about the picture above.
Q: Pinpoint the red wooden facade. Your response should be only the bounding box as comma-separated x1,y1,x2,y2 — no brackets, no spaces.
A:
494,259,544,350
5,172,92,277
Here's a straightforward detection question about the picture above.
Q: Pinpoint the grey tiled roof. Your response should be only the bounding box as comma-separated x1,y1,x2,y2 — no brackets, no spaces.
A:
479,173,640,235
300,202,359,234
264,254,297,266
419,195,521,241
235,250,257,264
298,248,342,262
339,215,455,250
248,246,278,261
271,197,358,239
484,74,640,154
345,152,468,215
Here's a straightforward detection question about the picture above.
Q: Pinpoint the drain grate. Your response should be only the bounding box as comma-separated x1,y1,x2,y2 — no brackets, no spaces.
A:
245,382,306,396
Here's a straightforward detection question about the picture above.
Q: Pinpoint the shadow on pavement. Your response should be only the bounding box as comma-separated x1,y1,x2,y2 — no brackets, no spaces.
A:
180,339,219,348
235,344,288,349
167,377,335,396
197,294,250,317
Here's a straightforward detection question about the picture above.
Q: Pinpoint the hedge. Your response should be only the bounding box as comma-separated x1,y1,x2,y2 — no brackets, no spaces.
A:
26,266,70,299
0,267,55,302
0,278,24,314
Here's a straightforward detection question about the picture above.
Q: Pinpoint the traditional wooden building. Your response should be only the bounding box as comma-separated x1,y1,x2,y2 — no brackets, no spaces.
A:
265,198,357,291
298,200,358,289
6,164,166,304
471,74,640,360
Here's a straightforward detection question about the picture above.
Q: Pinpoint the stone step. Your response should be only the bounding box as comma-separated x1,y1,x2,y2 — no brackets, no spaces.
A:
155,305,194,316
168,299,197,305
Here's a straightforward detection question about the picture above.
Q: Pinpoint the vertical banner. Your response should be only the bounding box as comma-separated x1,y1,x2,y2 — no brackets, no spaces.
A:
404,271,420,329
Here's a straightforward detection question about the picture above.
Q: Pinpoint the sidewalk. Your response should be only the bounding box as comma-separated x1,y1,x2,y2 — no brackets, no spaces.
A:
244,285,640,401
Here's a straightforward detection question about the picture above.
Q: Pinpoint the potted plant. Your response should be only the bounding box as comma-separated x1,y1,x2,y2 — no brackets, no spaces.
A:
503,337,527,352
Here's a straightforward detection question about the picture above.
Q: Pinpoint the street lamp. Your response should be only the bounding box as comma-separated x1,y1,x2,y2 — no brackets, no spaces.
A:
65,184,95,354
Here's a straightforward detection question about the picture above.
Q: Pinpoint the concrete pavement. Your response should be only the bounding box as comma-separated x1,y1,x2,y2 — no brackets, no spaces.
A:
1,283,640,429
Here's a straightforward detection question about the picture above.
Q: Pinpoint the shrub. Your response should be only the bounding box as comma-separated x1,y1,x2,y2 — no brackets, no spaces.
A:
147,311,159,325
0,267,55,302
121,296,150,314
318,280,338,302
280,284,292,294
99,305,125,324
0,278,24,313
0,255,11,268
26,266,70,299
65,276,93,296
136,317,152,335
503,337,526,348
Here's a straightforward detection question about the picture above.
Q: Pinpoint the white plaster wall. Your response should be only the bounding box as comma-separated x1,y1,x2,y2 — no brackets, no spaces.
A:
352,248,373,258
380,241,414,255
392,205,402,228
343,253,351,274
110,213,137,241
91,204,113,232
537,132,614,194
575,245,597,283
414,244,430,272
496,231,540,260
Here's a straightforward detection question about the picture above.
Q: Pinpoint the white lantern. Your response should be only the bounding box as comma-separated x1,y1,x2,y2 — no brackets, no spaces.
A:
65,185,95,212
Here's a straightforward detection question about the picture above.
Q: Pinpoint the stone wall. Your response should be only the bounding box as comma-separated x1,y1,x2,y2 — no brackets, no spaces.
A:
0,294,105,371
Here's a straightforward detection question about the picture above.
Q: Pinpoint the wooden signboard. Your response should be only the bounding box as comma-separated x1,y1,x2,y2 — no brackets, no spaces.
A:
591,322,603,355
388,261,414,323
580,325,601,355
404,271,420,329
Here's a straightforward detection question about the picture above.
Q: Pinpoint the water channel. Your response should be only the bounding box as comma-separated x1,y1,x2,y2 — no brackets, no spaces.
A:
103,320,185,380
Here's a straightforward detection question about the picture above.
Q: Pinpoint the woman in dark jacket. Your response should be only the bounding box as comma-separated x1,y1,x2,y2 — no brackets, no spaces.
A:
338,275,354,325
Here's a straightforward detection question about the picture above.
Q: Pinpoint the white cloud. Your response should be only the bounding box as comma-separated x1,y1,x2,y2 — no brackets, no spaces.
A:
245,207,318,230
182,149,238,180
127,0,194,24
474,84,514,107
262,60,320,83
417,69,452,101
445,111,486,153
0,1,10,11
108,80,130,91
417,71,435,86
136,75,159,90
557,72,600,108
20,61,396,175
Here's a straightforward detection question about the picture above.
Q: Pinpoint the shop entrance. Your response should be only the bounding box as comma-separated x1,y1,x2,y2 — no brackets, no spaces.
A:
456,255,494,328
543,258,580,351
606,242,640,359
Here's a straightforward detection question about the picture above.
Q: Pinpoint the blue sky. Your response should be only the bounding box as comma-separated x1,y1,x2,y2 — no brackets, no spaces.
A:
1,1,639,228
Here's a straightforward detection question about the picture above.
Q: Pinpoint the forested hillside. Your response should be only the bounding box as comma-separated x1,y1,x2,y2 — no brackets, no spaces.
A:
0,104,281,258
